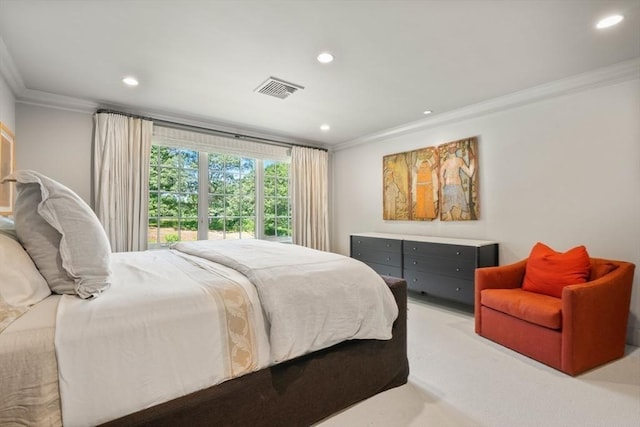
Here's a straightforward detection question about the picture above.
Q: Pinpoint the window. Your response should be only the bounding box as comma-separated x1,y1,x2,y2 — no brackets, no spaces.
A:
148,145,291,247
263,160,291,239
207,154,256,240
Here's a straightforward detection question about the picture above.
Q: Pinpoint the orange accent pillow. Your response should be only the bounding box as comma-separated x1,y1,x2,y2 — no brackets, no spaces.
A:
522,242,590,298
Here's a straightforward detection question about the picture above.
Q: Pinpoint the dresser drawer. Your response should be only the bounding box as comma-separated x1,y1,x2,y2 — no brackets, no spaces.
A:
352,247,402,268
352,236,402,253
404,254,475,279
403,240,475,260
361,261,402,278
404,270,474,305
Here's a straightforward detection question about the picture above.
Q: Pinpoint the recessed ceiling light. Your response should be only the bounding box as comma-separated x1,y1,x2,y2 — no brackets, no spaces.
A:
317,52,334,64
423,110,433,115
596,14,624,29
320,124,331,131
122,76,139,87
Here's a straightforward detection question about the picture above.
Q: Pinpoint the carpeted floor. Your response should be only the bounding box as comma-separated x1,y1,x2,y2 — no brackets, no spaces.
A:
317,292,640,427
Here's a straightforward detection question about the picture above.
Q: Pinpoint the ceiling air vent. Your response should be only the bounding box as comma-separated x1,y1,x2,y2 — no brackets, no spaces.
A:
254,77,304,100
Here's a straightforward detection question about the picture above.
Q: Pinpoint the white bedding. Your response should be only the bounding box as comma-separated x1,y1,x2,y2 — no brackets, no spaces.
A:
54,249,270,427
0,296,62,426
48,240,397,426
172,239,398,362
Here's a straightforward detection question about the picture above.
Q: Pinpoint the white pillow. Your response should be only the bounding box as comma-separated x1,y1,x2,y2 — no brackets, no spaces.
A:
0,233,51,306
2,171,112,299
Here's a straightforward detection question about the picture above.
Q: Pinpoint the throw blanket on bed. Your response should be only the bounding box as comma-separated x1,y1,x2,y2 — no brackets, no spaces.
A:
54,250,270,427
172,239,398,362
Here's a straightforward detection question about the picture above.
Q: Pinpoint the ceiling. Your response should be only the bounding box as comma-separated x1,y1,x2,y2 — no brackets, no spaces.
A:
0,0,639,148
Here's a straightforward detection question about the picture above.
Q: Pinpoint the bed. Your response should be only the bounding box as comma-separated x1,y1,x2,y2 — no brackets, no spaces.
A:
0,170,409,427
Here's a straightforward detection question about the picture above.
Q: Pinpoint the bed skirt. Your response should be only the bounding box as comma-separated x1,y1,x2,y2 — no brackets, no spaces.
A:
101,276,409,427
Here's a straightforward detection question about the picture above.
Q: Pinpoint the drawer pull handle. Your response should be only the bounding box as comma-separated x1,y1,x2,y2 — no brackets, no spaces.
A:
455,287,461,291
456,251,461,255
386,244,391,247
357,240,361,244
455,268,460,272
386,257,390,261
357,253,361,256
412,247,417,251
413,261,417,265
413,278,417,282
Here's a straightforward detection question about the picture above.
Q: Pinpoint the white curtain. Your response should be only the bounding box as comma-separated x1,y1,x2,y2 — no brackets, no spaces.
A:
290,146,330,251
93,113,153,252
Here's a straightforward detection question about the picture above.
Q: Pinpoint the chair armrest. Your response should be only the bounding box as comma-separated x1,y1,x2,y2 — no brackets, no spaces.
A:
474,259,527,332
561,261,635,375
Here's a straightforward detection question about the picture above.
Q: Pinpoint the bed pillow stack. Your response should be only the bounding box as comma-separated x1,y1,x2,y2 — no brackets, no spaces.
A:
0,228,52,332
2,170,112,299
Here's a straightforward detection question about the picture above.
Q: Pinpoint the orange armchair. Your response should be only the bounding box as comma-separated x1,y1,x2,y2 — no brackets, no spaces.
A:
475,258,635,376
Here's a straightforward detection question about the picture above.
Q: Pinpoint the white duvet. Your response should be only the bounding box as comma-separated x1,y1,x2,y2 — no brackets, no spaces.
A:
173,239,398,362
54,241,397,426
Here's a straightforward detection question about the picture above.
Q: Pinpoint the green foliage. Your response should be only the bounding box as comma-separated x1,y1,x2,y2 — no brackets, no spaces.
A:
165,233,180,243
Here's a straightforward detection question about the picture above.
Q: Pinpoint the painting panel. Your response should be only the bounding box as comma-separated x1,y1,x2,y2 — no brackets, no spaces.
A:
0,123,15,216
383,152,410,220
438,137,478,221
410,147,439,220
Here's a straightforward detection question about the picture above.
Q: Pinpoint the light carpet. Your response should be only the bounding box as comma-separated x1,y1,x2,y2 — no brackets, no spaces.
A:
317,293,640,427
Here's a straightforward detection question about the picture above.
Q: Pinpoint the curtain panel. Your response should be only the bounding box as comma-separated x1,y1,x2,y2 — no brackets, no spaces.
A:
290,146,330,251
93,113,153,252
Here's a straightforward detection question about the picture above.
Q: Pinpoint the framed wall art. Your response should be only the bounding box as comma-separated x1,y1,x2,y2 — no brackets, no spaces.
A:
438,137,478,221
383,146,439,221
0,122,16,216
383,136,479,222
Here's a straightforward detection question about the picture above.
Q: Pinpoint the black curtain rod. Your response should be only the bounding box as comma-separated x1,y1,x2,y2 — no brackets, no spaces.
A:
95,109,328,152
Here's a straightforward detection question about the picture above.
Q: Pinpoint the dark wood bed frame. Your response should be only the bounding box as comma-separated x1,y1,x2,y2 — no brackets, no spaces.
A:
102,276,409,427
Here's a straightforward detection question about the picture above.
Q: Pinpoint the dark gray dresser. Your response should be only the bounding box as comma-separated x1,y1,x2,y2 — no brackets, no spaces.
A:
351,233,499,306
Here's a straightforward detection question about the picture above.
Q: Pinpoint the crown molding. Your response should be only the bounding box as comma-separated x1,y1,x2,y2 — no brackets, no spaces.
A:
17,89,100,114
331,57,640,152
0,37,26,95
16,89,326,148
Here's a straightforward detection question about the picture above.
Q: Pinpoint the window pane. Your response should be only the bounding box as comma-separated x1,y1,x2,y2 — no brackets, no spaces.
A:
225,156,241,170
159,193,179,217
264,217,276,237
240,196,255,216
276,177,288,196
225,218,241,239
179,219,198,241
181,150,198,169
161,147,183,168
275,198,289,216
207,217,224,240
208,194,224,217
159,219,179,244
180,193,198,218
209,171,224,193
241,158,255,174
242,218,256,237
180,168,198,193
150,146,159,165
159,167,179,191
148,218,158,245
225,173,240,194
148,191,158,217
149,163,158,183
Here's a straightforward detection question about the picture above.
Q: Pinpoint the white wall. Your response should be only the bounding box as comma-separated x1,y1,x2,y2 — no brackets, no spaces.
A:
15,104,93,204
331,78,640,345
0,73,15,132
